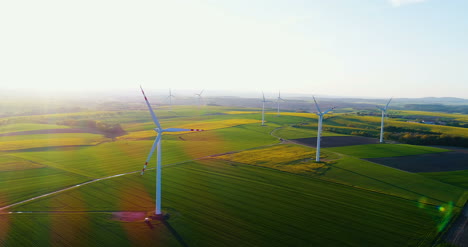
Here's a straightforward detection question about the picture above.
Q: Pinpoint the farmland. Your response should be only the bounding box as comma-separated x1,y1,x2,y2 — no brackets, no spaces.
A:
1,103,468,246
0,123,70,134
422,170,468,189
325,144,449,159
3,160,455,246
214,144,468,207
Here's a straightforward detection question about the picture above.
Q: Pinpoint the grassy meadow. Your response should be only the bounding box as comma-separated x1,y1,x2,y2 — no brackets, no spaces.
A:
1,104,467,246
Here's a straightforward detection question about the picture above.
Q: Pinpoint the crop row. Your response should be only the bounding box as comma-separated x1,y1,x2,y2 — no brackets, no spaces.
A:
10,159,448,246
0,166,89,208
214,143,465,207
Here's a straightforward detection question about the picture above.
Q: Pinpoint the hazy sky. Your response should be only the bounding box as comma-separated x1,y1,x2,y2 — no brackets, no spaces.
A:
1,0,467,98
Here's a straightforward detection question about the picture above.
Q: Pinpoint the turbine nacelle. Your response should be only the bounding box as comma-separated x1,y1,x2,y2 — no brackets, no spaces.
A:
377,97,393,112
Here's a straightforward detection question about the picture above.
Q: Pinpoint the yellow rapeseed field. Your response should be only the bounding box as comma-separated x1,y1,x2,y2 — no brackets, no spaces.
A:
0,133,106,151
213,144,327,174
0,155,44,171
174,119,261,130
224,111,257,114
266,112,315,118
118,119,261,140
117,130,156,140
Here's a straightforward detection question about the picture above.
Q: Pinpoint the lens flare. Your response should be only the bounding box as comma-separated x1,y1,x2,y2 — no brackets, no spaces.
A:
437,201,454,232
417,197,428,209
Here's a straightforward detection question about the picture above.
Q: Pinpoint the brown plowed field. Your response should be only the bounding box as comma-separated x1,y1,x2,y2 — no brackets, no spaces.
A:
365,152,468,172
291,136,379,148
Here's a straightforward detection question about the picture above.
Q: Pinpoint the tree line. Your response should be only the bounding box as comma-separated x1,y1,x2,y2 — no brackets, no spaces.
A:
57,119,126,138
383,132,468,147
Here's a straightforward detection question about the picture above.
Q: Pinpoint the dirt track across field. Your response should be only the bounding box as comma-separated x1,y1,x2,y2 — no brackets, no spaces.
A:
291,136,379,148
365,152,468,173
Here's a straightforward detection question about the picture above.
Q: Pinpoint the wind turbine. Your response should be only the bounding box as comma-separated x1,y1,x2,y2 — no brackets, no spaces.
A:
276,91,285,117
377,98,392,143
313,96,335,162
167,89,175,111
261,92,271,126
140,86,203,217
195,89,204,109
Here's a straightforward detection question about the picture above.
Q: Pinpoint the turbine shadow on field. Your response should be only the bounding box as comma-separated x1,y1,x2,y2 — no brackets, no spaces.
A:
163,220,188,247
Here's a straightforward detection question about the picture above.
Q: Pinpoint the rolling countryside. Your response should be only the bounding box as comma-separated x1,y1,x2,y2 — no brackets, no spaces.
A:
1,101,468,246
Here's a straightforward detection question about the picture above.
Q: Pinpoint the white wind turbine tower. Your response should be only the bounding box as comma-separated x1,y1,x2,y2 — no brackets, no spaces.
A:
313,96,335,162
195,89,204,109
167,89,175,111
140,86,203,216
261,92,271,126
276,91,285,117
377,98,392,143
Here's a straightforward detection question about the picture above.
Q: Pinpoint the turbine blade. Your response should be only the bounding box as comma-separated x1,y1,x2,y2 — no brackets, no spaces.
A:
140,86,162,129
200,89,204,95
262,91,265,102
323,107,335,114
385,97,393,109
164,128,204,132
141,134,161,175
313,96,322,113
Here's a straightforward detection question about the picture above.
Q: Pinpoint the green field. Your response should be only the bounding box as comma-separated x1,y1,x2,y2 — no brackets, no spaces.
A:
0,123,70,134
0,133,107,151
0,166,89,207
273,125,346,139
1,105,467,246
9,123,279,179
325,144,449,159
214,144,467,207
421,170,468,189
4,160,453,247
